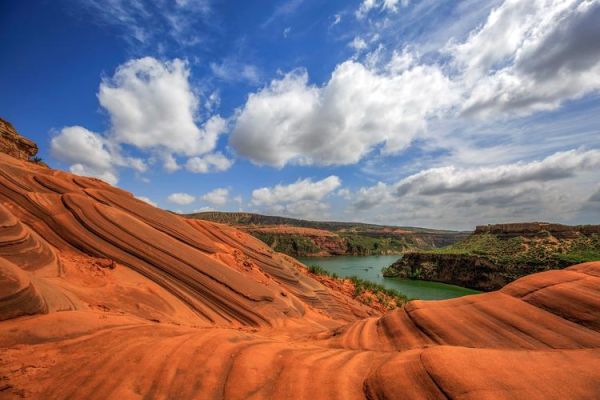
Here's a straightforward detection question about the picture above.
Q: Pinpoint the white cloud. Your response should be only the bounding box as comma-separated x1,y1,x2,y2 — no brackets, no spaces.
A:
80,0,211,49
192,206,215,213
331,14,342,26
136,196,157,207
232,0,600,171
454,0,600,117
251,176,341,206
210,59,261,84
50,126,146,184
352,148,600,212
201,188,229,205
349,36,368,51
230,60,456,167
167,192,196,205
69,164,119,185
250,176,341,218
53,57,232,182
394,148,600,197
99,57,226,158
51,126,113,173
356,0,407,18
185,152,233,173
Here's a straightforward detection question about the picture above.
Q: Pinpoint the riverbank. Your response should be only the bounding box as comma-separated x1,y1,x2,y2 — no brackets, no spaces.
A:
299,255,479,300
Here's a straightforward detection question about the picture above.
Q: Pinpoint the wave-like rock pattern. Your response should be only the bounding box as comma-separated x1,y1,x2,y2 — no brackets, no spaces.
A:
0,152,599,398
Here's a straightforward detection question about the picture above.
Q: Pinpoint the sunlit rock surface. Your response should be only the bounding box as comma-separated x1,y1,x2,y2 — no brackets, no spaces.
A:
0,151,599,399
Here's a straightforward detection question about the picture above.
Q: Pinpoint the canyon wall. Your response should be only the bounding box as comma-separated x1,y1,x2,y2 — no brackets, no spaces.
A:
385,223,600,291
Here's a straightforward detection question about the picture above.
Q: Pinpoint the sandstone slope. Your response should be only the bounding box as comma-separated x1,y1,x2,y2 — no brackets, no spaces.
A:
0,136,599,398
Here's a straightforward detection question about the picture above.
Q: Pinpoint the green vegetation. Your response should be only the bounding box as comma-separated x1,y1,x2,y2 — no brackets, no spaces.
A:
341,233,408,255
348,276,408,307
306,264,408,309
253,233,321,256
425,233,600,266
186,211,456,234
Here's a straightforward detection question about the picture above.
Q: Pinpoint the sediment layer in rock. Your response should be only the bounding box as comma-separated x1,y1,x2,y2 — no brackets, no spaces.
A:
0,140,599,398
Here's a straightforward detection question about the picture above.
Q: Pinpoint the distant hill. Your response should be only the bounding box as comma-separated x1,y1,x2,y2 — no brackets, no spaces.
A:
185,211,469,257
384,222,600,291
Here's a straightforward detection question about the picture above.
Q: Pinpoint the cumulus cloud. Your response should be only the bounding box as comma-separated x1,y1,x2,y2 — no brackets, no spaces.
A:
456,0,600,117
232,0,600,169
50,126,146,184
53,57,232,183
251,176,341,205
201,188,229,206
167,192,196,205
230,60,456,167
250,176,341,218
99,57,227,158
185,153,233,173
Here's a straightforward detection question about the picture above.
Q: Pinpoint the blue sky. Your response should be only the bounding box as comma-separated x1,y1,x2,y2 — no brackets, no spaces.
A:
1,0,599,230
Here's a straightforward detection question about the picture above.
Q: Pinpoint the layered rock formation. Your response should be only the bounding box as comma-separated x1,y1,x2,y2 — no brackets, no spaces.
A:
0,127,599,398
0,117,38,161
385,223,600,291
188,211,469,257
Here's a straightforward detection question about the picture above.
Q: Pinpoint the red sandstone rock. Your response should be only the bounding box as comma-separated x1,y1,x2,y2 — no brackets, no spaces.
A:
0,117,38,161
0,129,598,399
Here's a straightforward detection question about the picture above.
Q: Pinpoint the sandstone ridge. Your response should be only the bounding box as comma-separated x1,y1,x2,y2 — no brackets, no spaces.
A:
0,122,599,399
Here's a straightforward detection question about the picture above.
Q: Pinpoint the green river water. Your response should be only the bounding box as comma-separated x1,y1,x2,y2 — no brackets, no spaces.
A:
298,255,479,300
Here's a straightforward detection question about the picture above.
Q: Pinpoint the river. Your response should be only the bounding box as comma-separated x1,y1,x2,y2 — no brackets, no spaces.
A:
298,255,479,300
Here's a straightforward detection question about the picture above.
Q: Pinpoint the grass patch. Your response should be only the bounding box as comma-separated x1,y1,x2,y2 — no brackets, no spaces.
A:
424,233,600,266
306,265,407,309
348,276,408,307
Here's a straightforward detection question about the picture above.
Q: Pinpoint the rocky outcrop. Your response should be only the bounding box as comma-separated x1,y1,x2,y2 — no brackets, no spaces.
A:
384,222,600,291
0,117,38,161
383,252,565,291
475,222,600,239
188,211,469,257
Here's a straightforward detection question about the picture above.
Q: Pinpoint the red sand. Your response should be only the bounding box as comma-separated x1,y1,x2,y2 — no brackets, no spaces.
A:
0,152,599,399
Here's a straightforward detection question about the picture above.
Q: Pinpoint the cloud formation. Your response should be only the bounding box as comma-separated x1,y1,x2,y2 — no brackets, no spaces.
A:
251,176,341,218
201,188,229,206
351,149,600,225
80,0,212,48
99,57,227,162
231,60,455,167
167,192,196,205
52,57,232,183
231,0,600,168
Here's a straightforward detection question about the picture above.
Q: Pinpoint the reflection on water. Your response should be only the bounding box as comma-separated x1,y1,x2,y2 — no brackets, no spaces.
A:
298,255,479,300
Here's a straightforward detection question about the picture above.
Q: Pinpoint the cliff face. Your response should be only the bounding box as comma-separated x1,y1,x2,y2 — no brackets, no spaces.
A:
188,213,469,257
0,117,38,161
384,224,600,291
384,252,558,291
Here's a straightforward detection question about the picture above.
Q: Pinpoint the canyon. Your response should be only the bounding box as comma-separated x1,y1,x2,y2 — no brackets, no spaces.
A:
0,123,599,398
384,223,600,291
187,211,468,257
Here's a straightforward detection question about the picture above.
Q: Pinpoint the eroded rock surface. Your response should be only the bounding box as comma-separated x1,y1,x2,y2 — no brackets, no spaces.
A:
0,134,599,398
0,118,37,161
